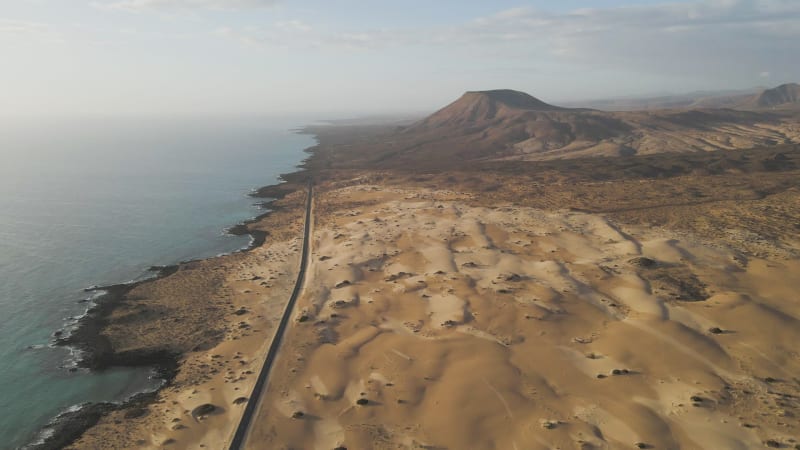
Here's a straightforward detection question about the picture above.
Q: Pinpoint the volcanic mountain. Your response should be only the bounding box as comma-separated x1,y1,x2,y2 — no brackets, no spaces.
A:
404,90,634,161
310,88,800,168
417,89,563,128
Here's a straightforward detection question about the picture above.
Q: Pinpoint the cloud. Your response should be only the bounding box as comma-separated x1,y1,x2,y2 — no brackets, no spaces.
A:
0,19,64,44
94,0,279,12
215,0,800,82
275,20,312,33
449,0,800,49
528,0,800,78
214,21,313,48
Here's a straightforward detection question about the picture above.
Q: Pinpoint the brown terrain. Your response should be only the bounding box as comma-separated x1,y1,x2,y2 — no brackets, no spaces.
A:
323,88,800,165
49,85,800,450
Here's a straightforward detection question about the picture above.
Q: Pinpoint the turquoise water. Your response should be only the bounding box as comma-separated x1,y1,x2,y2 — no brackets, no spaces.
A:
0,116,316,449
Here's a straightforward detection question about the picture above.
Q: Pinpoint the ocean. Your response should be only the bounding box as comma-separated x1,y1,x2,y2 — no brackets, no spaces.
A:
0,116,316,449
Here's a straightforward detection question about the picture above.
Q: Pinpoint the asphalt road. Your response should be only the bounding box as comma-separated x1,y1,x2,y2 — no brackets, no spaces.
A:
228,181,313,450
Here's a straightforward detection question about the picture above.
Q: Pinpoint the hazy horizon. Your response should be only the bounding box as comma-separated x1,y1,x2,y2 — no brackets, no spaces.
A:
2,0,799,117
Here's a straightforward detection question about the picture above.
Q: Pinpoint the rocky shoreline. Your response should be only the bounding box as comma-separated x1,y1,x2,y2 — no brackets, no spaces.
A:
57,265,180,371
25,391,161,450
27,142,317,449
25,264,182,449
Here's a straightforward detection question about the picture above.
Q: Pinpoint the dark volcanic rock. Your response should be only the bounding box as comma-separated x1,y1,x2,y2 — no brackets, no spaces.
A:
26,403,115,450
636,263,709,302
123,407,148,419
229,224,269,251
29,391,158,450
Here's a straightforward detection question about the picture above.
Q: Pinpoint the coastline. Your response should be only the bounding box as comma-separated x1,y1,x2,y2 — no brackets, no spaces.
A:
28,136,317,449
29,119,800,448
58,264,180,371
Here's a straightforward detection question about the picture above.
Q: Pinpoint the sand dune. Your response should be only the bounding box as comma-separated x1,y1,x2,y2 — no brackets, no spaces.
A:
245,183,800,449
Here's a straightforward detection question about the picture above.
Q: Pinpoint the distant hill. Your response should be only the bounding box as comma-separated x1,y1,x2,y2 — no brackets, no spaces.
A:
562,88,762,111
567,83,800,111
687,92,755,109
747,83,800,109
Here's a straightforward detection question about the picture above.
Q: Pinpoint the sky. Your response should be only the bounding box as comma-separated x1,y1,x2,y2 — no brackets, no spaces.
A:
1,0,798,117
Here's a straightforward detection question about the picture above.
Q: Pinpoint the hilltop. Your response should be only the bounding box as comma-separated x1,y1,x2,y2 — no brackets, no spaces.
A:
416,89,563,128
